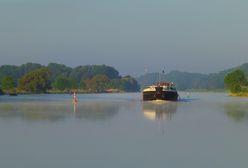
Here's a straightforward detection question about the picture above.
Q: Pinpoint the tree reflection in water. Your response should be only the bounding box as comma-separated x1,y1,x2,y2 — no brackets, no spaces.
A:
0,102,70,122
0,101,122,122
225,103,248,122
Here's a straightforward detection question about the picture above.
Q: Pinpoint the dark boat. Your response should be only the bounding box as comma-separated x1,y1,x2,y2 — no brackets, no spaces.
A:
143,82,178,101
9,93,18,96
8,92,18,96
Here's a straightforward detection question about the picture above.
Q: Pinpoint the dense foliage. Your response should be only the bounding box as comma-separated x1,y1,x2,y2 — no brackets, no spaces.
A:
69,65,119,83
84,75,110,92
18,68,51,93
0,63,44,86
0,88,3,95
0,63,140,93
52,76,75,91
47,63,72,83
224,70,248,93
119,76,140,92
1,76,15,91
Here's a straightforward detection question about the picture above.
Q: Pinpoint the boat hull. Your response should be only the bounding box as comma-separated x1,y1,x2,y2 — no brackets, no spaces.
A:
9,93,18,96
143,90,178,101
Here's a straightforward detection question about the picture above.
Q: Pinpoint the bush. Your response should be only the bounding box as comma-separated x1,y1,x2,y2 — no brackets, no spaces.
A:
0,88,3,95
224,70,248,93
230,84,241,93
18,68,51,93
1,76,14,91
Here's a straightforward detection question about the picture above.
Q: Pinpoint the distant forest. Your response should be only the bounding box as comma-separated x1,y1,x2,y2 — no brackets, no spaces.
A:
0,63,140,93
136,63,248,91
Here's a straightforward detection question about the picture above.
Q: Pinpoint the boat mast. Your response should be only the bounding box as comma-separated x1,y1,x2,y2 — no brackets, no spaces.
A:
162,69,165,83
158,69,165,85
158,71,160,85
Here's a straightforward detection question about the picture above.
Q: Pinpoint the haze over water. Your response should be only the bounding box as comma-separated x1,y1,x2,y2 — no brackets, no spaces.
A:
0,92,248,168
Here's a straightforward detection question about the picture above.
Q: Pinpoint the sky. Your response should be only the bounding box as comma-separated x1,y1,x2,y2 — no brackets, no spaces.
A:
0,0,248,76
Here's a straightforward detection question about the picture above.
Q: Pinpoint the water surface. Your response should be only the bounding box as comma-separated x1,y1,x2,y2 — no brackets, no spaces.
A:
0,92,248,168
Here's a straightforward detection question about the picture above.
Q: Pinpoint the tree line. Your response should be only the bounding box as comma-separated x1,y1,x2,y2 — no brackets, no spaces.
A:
136,63,248,91
0,63,140,94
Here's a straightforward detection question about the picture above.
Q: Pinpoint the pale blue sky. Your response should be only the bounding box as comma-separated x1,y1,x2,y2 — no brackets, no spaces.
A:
0,0,247,75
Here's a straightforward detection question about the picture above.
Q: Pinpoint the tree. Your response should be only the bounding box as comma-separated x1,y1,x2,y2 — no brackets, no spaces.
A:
85,75,110,92
120,76,140,92
18,68,51,93
69,65,119,84
107,79,121,89
47,63,72,82
1,76,15,91
0,88,3,95
0,63,44,84
231,84,241,93
52,76,75,91
80,80,87,90
224,70,247,93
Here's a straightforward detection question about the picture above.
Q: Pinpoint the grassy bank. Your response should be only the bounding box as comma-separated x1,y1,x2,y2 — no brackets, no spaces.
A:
183,89,227,92
229,92,248,97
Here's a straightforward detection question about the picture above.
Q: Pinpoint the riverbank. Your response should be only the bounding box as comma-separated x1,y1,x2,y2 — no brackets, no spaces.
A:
229,92,248,97
0,89,126,95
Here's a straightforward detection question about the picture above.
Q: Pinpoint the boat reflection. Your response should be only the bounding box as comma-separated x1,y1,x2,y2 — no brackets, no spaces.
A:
143,101,177,121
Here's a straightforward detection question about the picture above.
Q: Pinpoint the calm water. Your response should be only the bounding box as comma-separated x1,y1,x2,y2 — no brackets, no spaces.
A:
0,92,248,168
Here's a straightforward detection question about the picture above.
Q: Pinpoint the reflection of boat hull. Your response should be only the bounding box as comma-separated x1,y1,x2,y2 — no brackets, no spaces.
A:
143,101,177,120
143,87,178,101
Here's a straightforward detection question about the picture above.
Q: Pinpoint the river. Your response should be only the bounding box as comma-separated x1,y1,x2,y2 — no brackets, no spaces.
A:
0,92,248,168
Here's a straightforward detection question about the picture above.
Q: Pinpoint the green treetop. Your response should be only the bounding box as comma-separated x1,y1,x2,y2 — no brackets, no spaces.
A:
1,76,15,91
224,69,248,93
18,68,51,93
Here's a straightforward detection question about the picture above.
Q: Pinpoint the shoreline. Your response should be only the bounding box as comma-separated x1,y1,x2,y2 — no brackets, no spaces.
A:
229,92,248,97
0,90,137,95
